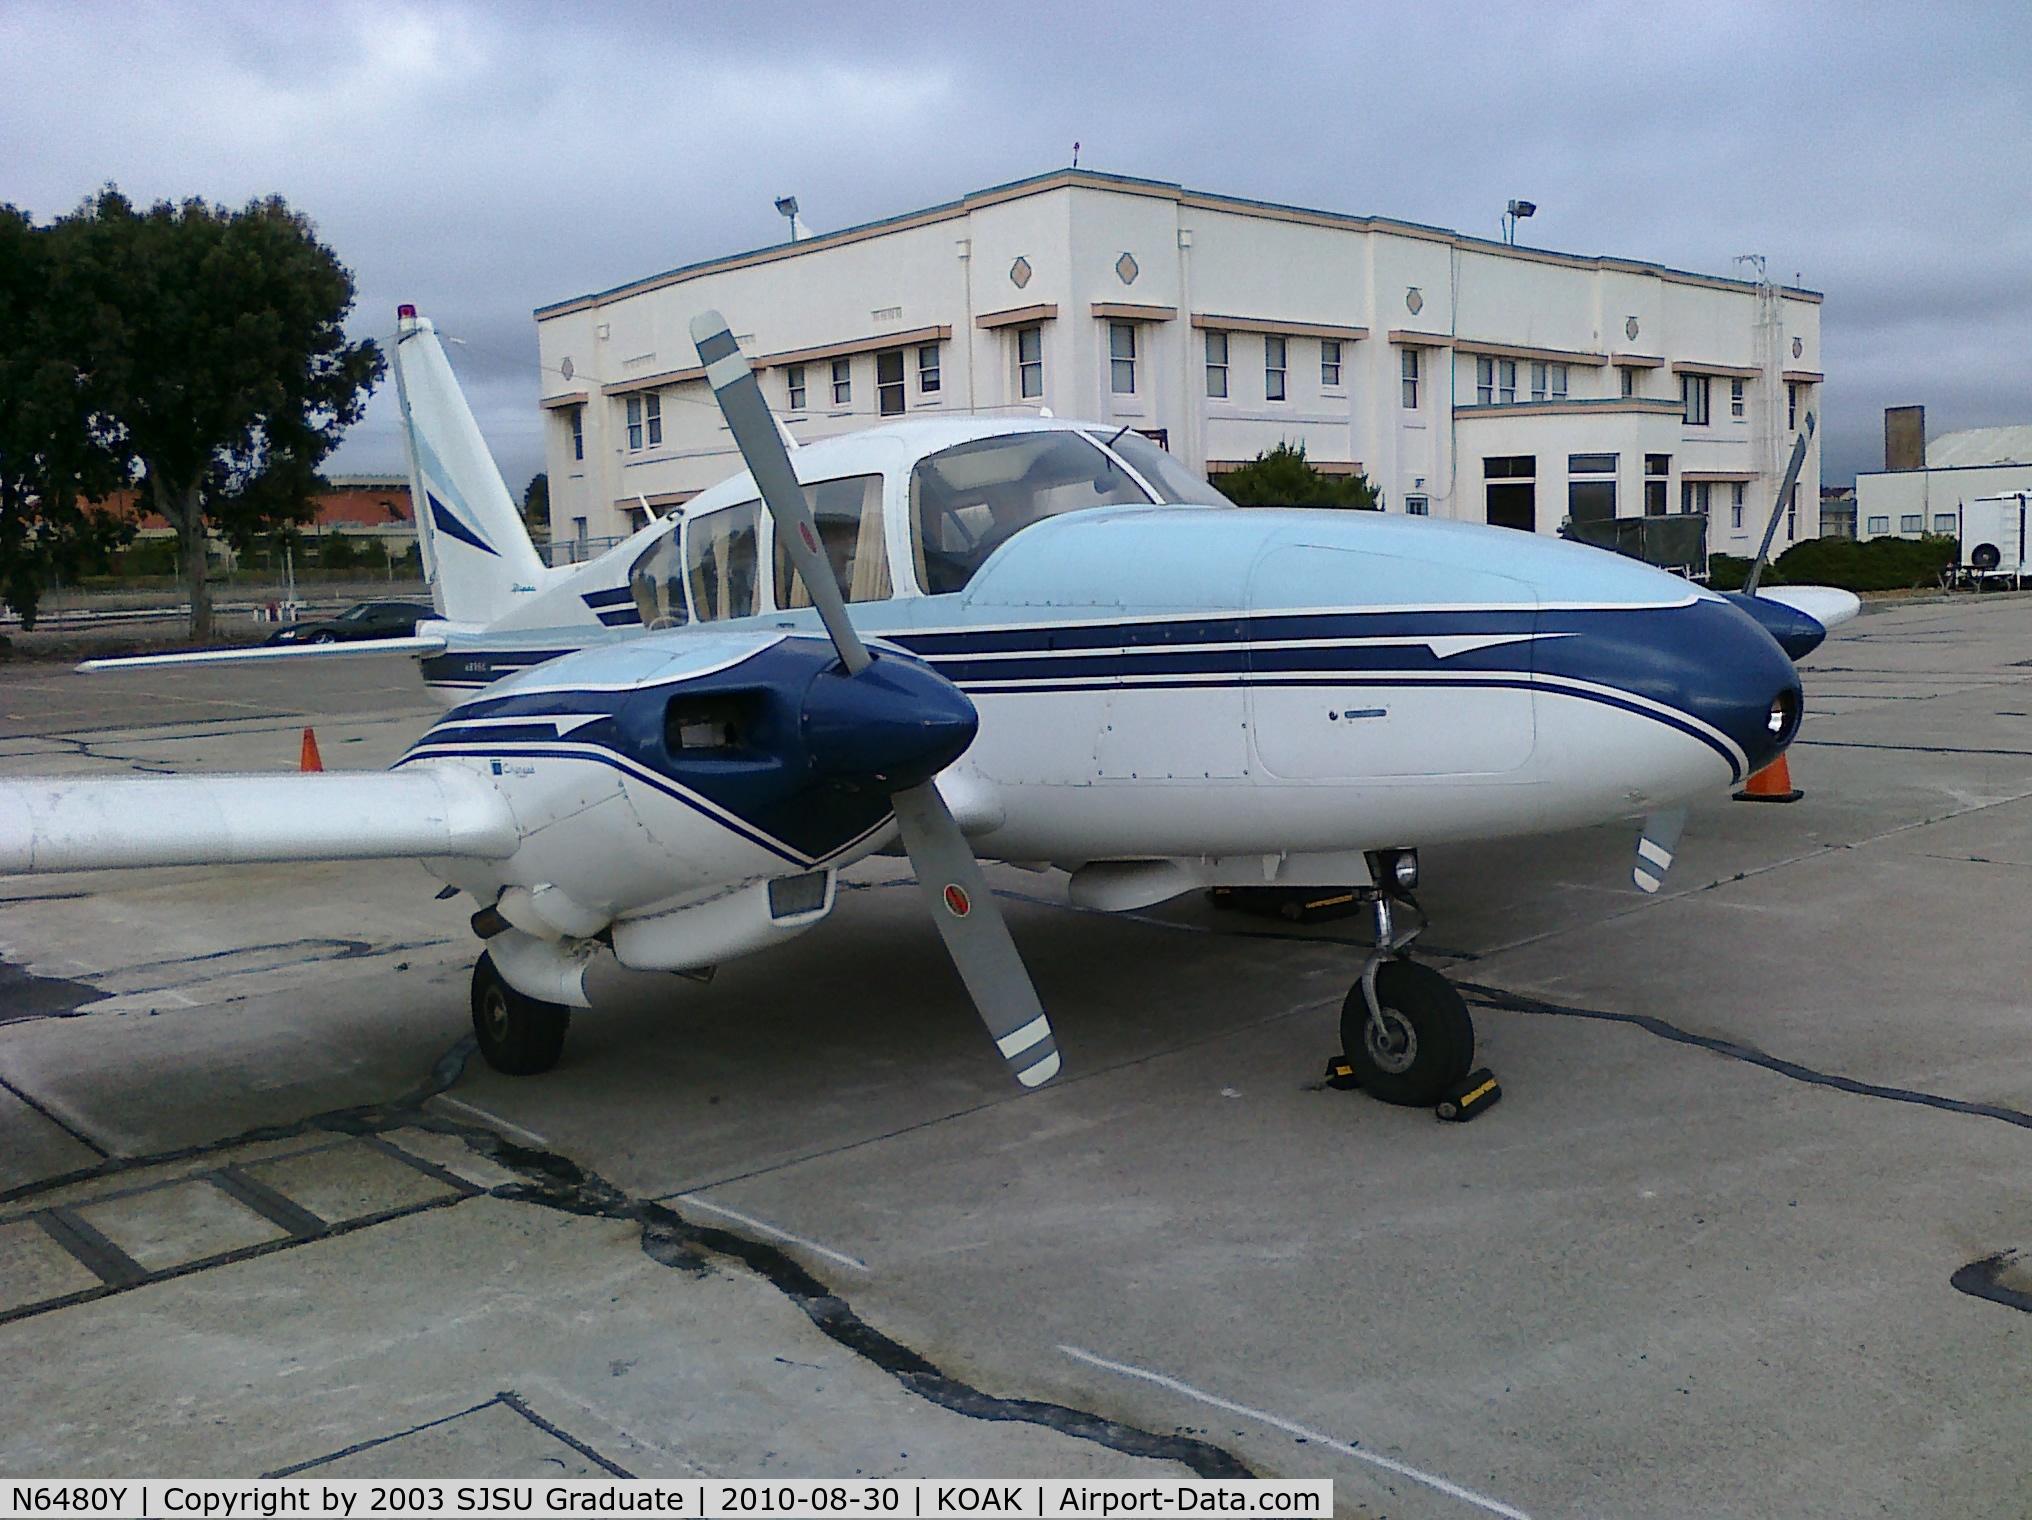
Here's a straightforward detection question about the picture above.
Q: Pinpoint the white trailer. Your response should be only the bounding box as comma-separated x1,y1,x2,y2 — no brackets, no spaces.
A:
1957,492,2030,586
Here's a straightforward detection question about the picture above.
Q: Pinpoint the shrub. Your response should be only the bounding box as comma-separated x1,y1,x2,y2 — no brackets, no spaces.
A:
1213,443,1379,508
318,533,357,570
1710,536,1957,592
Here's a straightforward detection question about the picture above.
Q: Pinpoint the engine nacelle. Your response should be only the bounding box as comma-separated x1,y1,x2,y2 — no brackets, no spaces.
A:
611,869,836,973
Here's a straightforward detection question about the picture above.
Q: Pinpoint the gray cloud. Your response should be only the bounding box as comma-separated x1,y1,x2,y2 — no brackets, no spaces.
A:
3,0,2029,488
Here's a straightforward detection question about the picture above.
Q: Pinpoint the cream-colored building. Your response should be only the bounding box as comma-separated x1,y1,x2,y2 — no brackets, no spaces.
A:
534,170,1823,562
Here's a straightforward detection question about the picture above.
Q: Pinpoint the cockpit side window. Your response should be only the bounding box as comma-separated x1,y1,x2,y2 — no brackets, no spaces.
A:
685,501,761,621
908,431,1150,595
772,474,892,608
627,520,691,630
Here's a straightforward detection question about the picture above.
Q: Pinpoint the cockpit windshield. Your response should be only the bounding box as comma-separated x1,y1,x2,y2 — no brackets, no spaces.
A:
908,431,1150,595
1096,428,1231,506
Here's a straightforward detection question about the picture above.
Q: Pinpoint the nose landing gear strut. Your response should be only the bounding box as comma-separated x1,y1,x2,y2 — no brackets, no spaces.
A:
1340,853,1477,1108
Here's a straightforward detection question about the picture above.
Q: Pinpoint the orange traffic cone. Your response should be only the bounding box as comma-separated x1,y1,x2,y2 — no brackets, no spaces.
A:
299,726,324,773
1734,752,1802,803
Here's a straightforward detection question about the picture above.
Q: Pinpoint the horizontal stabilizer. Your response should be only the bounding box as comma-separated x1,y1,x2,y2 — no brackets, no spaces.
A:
0,766,518,874
78,635,447,673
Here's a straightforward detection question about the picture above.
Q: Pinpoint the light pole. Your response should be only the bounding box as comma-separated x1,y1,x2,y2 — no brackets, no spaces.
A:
1502,199,1536,246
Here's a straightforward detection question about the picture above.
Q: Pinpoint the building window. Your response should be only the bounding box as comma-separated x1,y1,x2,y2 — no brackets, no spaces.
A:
1532,363,1569,402
1788,382,1799,431
1620,366,1637,398
1900,514,1923,534
1732,481,1745,530
877,350,906,416
1483,454,1535,532
1477,356,1494,406
1321,339,1342,388
831,358,852,406
786,365,806,410
1404,494,1429,516
1109,322,1138,395
1867,516,1890,535
1644,453,1670,516
568,405,583,462
1401,348,1420,409
1205,331,1229,398
1017,326,1043,399
1731,378,1746,419
1567,454,1616,523
1933,512,1956,533
1682,373,1710,426
918,344,941,395
1478,356,1516,404
1681,479,1710,517
1499,359,1517,405
1264,334,1287,401
626,392,661,452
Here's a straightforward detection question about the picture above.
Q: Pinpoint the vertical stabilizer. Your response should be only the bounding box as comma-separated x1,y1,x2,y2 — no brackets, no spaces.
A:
392,307,549,624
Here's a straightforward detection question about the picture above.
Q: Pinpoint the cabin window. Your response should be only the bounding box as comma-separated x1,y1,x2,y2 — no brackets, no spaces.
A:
1264,335,1287,401
1110,323,1137,395
772,474,892,608
909,431,1150,595
918,344,941,394
831,358,852,407
625,392,661,451
627,524,691,630
684,500,761,621
1320,339,1342,388
877,350,906,416
786,365,806,410
1205,331,1229,398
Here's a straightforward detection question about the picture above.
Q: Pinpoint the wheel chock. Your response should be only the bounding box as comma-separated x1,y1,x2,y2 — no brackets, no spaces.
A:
1436,1067,1501,1122
1322,1053,1361,1090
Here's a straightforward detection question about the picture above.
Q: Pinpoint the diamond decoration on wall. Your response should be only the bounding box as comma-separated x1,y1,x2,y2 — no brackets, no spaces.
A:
1115,252,1139,285
1405,287,1423,315
560,356,574,381
1793,336,1804,359
1009,257,1032,289
1626,316,1640,340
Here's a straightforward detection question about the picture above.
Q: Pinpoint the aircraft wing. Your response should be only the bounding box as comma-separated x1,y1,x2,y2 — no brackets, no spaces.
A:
76,635,449,673
0,768,517,873
1759,585,1862,630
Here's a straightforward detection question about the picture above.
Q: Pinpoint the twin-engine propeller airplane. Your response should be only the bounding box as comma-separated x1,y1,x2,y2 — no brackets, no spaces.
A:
0,306,1856,1106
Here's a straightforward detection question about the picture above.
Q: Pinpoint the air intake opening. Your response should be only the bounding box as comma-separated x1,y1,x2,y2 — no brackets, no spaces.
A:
664,692,765,754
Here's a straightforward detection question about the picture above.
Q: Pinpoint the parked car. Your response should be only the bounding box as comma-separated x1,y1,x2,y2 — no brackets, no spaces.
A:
264,600,436,645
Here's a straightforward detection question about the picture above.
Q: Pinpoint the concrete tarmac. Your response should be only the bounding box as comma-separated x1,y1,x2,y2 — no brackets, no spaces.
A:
2,602,2031,1516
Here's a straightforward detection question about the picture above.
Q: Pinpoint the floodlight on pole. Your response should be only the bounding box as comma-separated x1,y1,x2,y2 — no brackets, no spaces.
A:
775,196,807,243
1502,199,1537,246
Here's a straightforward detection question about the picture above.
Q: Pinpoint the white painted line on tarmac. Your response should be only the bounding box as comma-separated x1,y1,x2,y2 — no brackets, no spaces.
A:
428,1094,552,1147
677,1193,871,1273
1058,1344,1531,1520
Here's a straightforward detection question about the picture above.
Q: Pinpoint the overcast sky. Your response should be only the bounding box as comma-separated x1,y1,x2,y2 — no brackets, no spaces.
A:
3,0,2028,491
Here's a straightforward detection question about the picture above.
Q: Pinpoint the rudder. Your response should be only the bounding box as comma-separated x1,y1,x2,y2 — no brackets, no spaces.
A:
392,307,550,625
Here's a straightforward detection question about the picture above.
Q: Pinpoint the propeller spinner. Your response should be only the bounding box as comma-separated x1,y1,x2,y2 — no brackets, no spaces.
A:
690,311,1061,1088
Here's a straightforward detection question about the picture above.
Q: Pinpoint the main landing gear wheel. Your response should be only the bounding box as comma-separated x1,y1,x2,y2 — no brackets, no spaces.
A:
470,951,571,1075
1342,960,1475,1107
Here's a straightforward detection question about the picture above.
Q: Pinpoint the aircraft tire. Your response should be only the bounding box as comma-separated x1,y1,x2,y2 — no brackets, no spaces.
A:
470,951,571,1075
1341,960,1474,1107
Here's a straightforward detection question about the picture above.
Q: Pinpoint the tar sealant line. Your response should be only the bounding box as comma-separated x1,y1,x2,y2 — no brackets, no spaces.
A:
1057,1346,1531,1520
427,1093,553,1148
676,1192,870,1272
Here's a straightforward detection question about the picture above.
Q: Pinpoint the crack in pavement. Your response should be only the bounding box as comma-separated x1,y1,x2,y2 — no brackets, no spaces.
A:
0,1035,1255,1479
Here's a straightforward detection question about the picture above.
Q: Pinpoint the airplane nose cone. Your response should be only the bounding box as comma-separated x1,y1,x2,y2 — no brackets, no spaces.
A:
801,652,980,792
1695,598,1805,776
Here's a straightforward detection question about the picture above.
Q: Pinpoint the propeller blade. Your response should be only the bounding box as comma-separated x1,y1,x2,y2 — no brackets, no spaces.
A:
690,310,872,676
890,781,1061,1087
1633,807,1687,894
693,308,1059,1090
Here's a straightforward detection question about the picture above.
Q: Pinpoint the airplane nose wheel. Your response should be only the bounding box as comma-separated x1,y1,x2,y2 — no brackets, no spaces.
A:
1340,890,1474,1107
470,951,572,1076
